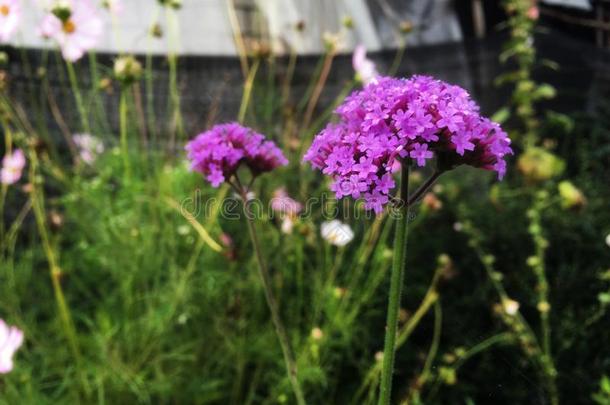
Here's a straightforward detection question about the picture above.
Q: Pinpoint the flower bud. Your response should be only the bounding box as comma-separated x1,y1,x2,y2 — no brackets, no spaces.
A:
439,367,456,385
342,16,353,29
537,301,550,313
502,298,520,316
322,32,341,53
527,6,539,20
158,0,181,9
52,1,72,22
558,181,586,210
150,23,163,38
399,20,414,34
98,77,113,94
0,52,8,66
310,327,324,340
113,55,143,87
422,192,443,211
517,147,565,182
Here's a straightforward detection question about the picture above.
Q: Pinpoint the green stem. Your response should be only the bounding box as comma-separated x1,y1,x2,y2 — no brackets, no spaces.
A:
388,39,406,76
243,197,306,405
166,9,183,146
66,61,90,133
418,302,443,386
119,90,131,180
378,163,411,405
30,152,81,376
406,171,442,207
238,58,261,123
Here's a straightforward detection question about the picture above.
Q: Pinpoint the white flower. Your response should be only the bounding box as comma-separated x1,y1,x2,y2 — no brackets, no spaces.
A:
321,219,354,247
606,233,610,248
73,133,104,164
0,319,24,374
0,0,20,43
281,217,294,234
502,298,520,316
352,44,378,85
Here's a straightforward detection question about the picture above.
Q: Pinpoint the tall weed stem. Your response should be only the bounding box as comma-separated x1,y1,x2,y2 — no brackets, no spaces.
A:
65,61,90,133
236,181,306,405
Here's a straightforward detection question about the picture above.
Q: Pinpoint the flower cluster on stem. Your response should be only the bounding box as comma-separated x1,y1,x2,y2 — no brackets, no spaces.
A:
304,75,513,213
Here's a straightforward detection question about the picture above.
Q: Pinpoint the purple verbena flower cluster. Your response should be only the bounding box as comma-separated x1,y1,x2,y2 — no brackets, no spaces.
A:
303,75,513,213
186,123,288,187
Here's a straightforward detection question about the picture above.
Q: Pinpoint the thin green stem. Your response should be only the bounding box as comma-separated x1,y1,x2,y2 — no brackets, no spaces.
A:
243,208,307,405
425,333,512,401
388,39,406,76
119,90,131,180
301,50,335,130
238,58,261,123
166,9,183,146
65,61,90,133
378,163,410,405
420,302,442,381
28,150,88,395
406,171,443,207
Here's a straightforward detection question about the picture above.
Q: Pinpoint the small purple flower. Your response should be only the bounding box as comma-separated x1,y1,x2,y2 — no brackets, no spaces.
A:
303,75,513,213
363,191,389,214
186,123,288,187
410,143,433,167
450,132,475,156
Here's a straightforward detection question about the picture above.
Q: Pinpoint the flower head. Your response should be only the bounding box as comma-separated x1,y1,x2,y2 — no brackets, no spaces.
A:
320,219,354,247
113,55,143,87
352,44,378,85
0,0,20,42
304,75,512,213
185,123,288,187
527,6,539,20
271,188,302,217
0,319,24,374
39,0,103,62
73,133,104,164
1,149,26,185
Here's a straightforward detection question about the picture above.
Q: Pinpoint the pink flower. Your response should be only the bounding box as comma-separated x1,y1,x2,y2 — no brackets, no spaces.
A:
1,149,26,185
39,0,103,62
527,6,539,20
0,0,21,42
271,188,302,217
0,319,24,374
352,44,378,85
